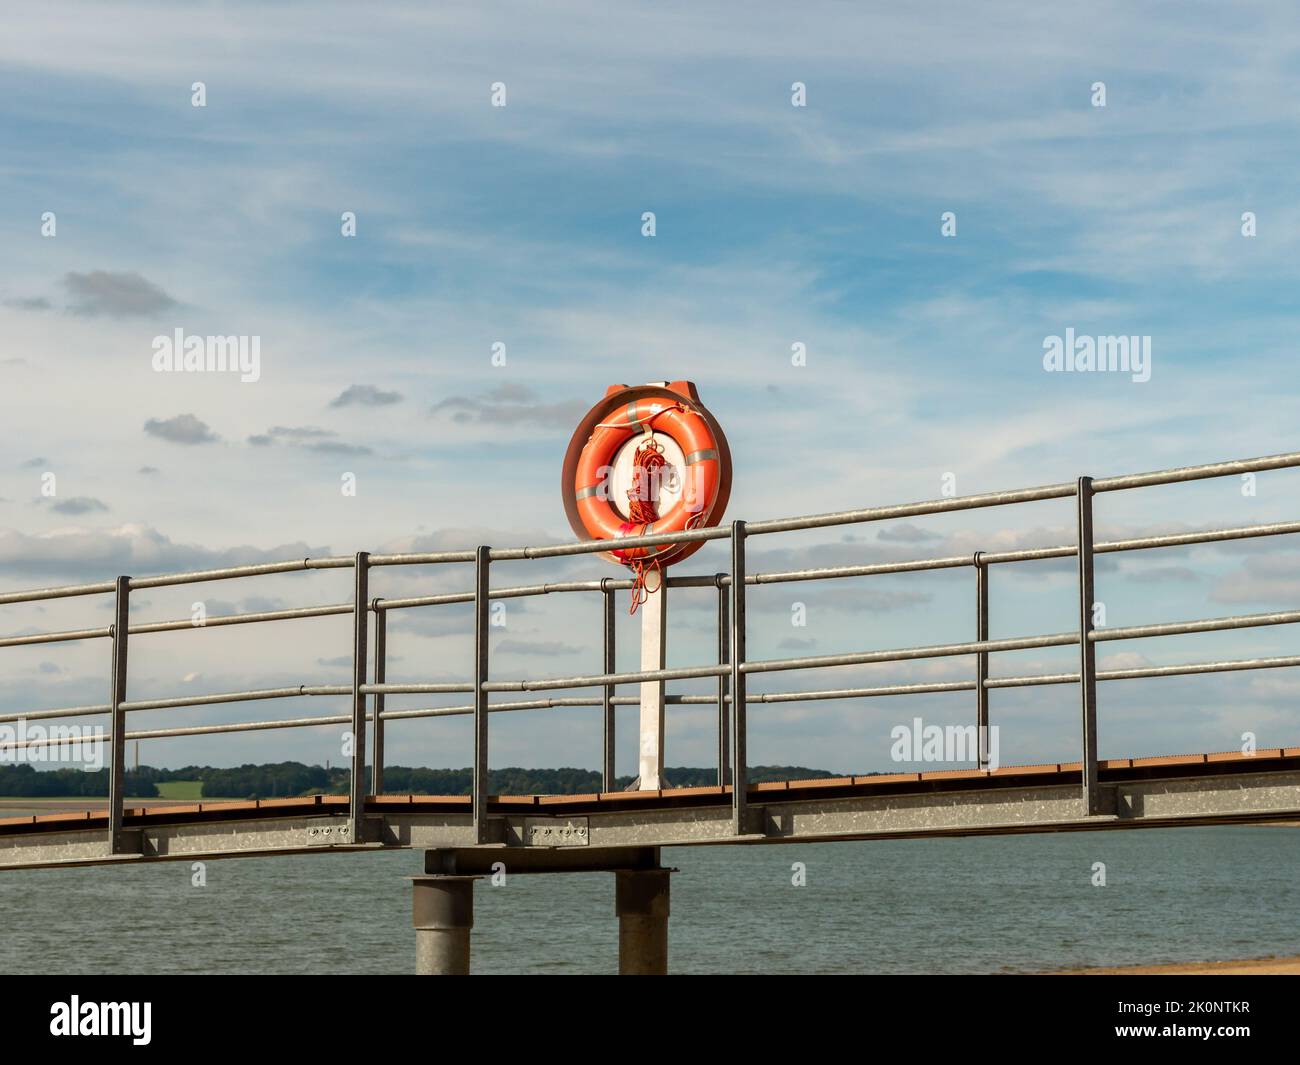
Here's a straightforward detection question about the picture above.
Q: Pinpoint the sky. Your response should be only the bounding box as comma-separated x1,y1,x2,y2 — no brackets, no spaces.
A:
2,1,1299,779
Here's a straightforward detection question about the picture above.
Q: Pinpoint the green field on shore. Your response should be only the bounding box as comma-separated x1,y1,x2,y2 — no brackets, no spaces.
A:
154,781,204,799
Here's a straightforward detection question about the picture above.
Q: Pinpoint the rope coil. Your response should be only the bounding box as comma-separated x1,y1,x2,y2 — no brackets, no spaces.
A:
626,433,668,613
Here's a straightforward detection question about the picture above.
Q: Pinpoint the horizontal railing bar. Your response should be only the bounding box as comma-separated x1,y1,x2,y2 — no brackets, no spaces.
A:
750,453,1300,547
739,680,978,702
0,561,352,606
740,632,1080,675
118,681,478,712
736,609,1300,682
123,699,562,740
662,574,722,588
485,663,728,692
380,694,757,716
985,671,1078,689
702,558,970,587
3,680,478,721
0,580,117,606
1090,521,1300,556
383,698,603,718
1097,653,1300,682
0,698,636,749
0,702,112,725
1090,609,1300,642
454,649,1300,708
1095,654,1300,681
381,695,720,716
0,714,354,748
3,682,478,724
129,604,353,635
1092,451,1300,492
484,632,1079,692
744,520,1300,582
489,526,731,561
746,483,1079,536
129,557,354,590
972,520,1300,568
987,653,1300,689
120,685,351,712
368,551,478,566
676,650,1300,701
0,604,356,649
949,522,1300,570
377,580,613,611
715,652,1300,704
118,681,476,712
360,683,475,695
0,626,111,648
114,715,350,742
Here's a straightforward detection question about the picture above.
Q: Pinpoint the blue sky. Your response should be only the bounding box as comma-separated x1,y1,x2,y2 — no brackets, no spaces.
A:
2,2,1299,777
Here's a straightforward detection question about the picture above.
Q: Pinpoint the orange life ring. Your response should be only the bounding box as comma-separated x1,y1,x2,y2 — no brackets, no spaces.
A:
575,399,721,564
562,382,731,572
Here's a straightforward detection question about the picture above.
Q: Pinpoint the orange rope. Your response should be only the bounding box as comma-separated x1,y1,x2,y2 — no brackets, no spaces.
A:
626,434,668,614
628,558,660,613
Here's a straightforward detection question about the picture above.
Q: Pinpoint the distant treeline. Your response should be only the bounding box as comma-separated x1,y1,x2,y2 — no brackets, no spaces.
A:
142,761,334,799
0,764,159,797
0,761,836,799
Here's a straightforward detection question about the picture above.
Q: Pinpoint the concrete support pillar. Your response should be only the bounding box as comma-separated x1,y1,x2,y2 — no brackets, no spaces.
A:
411,875,476,975
615,867,672,975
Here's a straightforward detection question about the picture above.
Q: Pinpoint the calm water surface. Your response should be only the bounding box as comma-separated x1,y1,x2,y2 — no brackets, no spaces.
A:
2,826,1297,974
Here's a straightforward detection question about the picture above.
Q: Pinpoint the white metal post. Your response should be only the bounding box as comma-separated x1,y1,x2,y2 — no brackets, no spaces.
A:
637,575,667,789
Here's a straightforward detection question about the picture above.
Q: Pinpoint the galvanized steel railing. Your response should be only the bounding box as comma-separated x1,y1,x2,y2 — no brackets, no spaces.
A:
3,450,1300,848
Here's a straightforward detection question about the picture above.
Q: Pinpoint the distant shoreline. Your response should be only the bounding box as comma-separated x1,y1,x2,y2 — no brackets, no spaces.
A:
1059,955,1300,975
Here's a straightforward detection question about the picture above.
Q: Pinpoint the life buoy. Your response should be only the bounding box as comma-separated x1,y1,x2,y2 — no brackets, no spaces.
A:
562,382,731,608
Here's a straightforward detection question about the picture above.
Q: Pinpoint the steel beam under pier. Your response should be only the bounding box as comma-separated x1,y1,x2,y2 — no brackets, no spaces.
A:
411,875,477,975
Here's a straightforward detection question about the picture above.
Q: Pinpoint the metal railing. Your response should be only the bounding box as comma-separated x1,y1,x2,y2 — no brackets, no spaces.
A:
3,450,1300,848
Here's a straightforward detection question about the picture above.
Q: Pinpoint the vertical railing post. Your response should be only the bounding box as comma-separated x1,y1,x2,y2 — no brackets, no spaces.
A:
472,546,491,843
715,573,730,787
371,600,386,797
107,575,131,854
601,578,616,792
728,522,747,834
974,552,989,770
349,552,370,843
1076,477,1101,815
